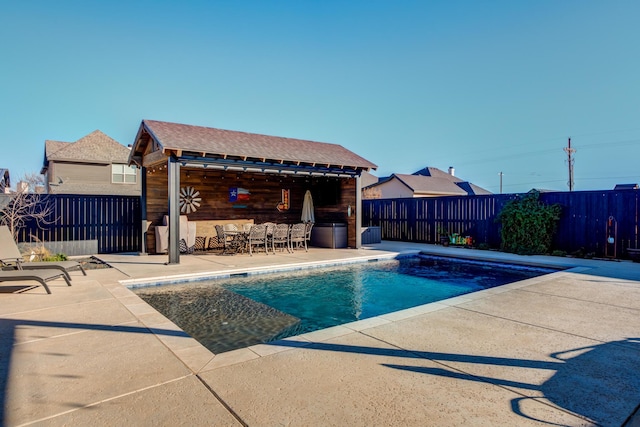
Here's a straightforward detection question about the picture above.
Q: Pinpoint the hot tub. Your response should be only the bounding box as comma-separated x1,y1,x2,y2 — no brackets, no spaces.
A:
310,223,347,248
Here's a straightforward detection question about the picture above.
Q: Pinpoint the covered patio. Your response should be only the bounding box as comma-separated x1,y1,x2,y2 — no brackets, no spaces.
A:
128,120,377,263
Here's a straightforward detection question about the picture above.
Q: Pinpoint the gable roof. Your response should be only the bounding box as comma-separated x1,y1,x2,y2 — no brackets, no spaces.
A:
366,166,491,197
413,166,458,179
393,174,470,196
129,120,377,175
614,183,639,190
42,130,131,173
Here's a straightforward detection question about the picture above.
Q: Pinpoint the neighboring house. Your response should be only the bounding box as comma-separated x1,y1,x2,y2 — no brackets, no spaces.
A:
614,184,638,190
363,166,491,199
360,170,379,188
41,130,141,195
0,168,10,193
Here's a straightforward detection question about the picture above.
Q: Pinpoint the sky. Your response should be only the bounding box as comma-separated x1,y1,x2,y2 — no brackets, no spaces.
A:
1,0,639,194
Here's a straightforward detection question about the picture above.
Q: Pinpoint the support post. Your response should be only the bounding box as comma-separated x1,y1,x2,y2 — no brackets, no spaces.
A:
355,174,362,248
167,156,180,264
139,166,148,255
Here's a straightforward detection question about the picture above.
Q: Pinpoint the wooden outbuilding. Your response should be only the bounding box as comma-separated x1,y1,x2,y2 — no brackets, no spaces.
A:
128,120,377,263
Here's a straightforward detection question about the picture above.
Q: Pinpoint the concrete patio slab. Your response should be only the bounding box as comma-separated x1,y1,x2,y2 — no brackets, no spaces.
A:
460,285,640,345
1,242,639,426
364,305,640,425
31,376,240,427
199,331,586,426
3,322,193,426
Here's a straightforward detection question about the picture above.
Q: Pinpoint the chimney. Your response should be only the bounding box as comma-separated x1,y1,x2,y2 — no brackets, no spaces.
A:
448,166,455,176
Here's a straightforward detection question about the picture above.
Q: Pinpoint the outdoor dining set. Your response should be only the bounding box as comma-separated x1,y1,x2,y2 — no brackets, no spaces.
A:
186,222,314,256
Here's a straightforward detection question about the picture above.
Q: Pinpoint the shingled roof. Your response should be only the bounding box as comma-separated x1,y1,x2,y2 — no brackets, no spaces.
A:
364,166,491,197
42,130,131,173
129,120,377,174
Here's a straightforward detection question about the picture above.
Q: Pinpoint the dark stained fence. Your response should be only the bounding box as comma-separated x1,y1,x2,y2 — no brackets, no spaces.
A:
13,194,141,254
362,189,640,259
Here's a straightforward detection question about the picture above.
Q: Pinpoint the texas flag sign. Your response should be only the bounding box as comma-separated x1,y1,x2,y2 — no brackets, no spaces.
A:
229,187,250,202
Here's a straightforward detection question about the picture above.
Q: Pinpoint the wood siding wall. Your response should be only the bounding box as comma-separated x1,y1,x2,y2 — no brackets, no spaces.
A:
363,190,640,259
145,167,358,253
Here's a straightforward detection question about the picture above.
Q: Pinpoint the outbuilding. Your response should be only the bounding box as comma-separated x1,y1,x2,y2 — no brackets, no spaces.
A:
128,120,377,263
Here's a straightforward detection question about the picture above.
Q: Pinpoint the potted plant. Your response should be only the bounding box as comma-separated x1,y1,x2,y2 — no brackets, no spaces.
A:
437,227,450,246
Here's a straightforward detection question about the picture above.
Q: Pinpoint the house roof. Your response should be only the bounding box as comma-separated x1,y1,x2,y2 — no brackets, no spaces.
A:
393,174,470,195
42,130,131,173
360,170,379,187
366,166,491,197
129,120,377,175
614,183,639,190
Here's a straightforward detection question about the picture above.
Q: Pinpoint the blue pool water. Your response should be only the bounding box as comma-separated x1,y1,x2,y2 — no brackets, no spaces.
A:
135,255,558,353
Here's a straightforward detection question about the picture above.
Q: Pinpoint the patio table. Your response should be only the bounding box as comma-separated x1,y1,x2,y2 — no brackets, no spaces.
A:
222,230,248,254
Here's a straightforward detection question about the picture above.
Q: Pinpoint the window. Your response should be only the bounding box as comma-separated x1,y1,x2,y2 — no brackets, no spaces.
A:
112,164,137,184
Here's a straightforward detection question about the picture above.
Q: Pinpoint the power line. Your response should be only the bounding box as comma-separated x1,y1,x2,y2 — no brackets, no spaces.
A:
453,137,640,167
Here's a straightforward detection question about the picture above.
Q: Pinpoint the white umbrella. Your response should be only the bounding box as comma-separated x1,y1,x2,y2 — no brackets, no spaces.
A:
301,190,315,223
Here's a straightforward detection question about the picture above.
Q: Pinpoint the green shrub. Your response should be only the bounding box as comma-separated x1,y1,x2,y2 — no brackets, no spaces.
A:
551,250,566,257
43,253,68,262
496,191,562,255
476,242,491,250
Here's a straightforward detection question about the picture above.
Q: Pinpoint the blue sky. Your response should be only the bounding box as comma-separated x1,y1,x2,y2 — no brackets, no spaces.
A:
1,0,638,193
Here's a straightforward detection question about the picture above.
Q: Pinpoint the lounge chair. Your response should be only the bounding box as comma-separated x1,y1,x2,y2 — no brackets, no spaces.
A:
0,269,72,294
0,225,86,280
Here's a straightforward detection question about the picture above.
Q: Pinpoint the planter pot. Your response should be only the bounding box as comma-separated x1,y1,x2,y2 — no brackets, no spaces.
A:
440,236,450,246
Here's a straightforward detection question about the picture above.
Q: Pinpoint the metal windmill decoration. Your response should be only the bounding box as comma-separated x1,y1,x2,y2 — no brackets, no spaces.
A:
179,186,201,214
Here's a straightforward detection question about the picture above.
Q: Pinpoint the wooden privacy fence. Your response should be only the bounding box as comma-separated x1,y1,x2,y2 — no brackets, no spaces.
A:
10,194,142,254
362,189,640,259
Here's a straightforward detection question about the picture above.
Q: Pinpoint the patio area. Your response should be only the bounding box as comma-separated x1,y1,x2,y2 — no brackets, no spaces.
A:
1,241,639,426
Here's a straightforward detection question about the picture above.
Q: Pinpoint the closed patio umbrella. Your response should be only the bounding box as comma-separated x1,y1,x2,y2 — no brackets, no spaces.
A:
301,190,315,223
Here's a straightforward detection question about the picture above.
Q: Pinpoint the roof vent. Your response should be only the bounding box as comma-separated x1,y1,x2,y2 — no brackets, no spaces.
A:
448,166,455,176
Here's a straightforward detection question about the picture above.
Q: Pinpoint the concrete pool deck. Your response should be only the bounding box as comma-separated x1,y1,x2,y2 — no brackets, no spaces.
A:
1,241,639,426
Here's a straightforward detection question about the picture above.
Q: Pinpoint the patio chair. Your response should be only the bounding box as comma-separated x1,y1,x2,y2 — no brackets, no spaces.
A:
289,223,308,252
206,225,226,252
248,224,268,256
271,223,290,253
0,269,72,294
304,222,314,248
0,225,86,281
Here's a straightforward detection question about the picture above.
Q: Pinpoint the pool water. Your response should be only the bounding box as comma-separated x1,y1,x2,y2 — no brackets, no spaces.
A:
134,255,558,354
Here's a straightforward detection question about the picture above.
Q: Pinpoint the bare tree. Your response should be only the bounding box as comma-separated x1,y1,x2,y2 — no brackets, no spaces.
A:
19,172,46,193
0,173,55,241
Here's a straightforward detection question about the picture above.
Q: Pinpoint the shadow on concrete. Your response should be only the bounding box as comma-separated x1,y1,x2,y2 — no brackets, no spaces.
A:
0,318,189,424
270,337,640,426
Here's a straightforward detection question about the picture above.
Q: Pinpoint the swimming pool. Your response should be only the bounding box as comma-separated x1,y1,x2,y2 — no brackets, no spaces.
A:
134,255,559,354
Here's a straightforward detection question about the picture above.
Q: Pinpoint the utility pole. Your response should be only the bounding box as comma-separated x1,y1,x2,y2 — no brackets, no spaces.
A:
498,172,503,194
564,137,575,191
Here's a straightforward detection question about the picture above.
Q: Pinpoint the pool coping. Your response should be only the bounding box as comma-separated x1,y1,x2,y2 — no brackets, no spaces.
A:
115,248,590,374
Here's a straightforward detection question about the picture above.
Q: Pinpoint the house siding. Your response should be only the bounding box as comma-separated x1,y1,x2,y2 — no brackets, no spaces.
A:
377,178,414,199
47,162,141,195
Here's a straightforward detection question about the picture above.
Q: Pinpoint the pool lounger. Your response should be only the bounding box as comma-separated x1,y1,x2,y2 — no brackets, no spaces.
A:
0,269,72,294
0,225,87,281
